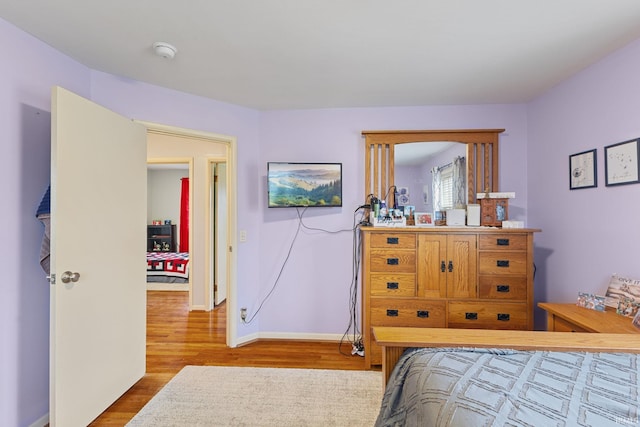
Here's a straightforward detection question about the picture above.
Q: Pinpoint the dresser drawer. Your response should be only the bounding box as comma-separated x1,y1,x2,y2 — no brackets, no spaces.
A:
370,233,416,249
369,250,415,273
478,252,527,275
371,299,446,327
551,316,588,333
478,234,527,251
447,302,528,329
478,276,527,300
370,273,416,296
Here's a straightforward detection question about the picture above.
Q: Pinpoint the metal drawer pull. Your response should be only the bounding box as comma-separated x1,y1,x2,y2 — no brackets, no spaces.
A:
441,261,446,272
497,260,510,267
465,312,478,320
496,285,510,293
448,260,453,272
386,309,399,317
416,310,429,318
386,282,399,290
386,237,399,244
497,238,510,246
497,313,510,321
387,258,399,265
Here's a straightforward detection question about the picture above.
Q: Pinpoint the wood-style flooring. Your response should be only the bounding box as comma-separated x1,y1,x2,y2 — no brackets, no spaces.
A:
89,291,368,426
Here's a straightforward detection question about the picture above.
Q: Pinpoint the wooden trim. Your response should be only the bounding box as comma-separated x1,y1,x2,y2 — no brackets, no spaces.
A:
363,129,504,204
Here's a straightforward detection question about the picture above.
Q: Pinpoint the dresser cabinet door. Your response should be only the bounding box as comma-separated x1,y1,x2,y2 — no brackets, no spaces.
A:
417,234,477,298
446,235,477,298
417,235,447,298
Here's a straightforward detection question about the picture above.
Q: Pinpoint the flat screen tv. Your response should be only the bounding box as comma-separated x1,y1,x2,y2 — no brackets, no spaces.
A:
267,162,342,208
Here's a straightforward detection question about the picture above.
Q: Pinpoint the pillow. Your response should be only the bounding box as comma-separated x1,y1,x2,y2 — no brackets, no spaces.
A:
604,273,640,317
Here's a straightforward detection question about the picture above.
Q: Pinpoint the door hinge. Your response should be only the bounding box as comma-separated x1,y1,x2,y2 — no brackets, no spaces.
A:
229,245,233,253
47,273,56,285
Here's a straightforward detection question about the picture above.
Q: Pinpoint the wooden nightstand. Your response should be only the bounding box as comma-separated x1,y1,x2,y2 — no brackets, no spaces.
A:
538,302,640,334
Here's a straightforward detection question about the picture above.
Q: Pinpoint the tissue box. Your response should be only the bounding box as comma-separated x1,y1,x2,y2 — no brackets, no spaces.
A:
445,209,466,226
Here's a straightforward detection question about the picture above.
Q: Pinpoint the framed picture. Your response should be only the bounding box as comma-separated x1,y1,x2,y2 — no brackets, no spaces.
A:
415,212,433,226
605,138,640,186
396,187,410,205
569,149,597,190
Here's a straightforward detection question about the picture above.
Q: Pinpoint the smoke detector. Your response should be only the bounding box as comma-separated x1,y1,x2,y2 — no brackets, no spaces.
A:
153,42,177,59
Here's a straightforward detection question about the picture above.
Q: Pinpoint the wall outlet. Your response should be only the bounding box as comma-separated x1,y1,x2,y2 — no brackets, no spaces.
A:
240,307,247,321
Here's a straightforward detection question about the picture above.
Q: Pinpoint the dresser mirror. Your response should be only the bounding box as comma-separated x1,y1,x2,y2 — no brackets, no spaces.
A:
362,129,505,208
394,141,465,213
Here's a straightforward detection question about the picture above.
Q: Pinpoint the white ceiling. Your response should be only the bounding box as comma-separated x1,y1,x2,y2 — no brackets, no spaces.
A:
3,1,640,111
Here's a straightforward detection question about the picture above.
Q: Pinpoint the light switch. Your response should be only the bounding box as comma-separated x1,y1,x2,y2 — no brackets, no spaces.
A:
239,230,247,242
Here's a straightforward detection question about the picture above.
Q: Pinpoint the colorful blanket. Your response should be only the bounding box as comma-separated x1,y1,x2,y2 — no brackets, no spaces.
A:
146,252,189,280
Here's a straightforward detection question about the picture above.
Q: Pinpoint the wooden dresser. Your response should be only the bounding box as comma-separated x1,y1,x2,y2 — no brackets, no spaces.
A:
539,302,640,334
361,227,539,367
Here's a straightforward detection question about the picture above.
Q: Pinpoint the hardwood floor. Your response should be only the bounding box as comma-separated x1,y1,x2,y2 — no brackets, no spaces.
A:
89,291,368,426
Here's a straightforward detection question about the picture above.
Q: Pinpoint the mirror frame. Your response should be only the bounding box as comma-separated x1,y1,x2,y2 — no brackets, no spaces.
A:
363,129,505,206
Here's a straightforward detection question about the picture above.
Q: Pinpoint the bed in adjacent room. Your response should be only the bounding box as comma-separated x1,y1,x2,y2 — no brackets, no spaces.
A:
146,251,189,290
373,327,640,427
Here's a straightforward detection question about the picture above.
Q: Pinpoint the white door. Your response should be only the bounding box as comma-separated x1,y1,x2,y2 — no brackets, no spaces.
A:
50,87,147,426
214,163,228,305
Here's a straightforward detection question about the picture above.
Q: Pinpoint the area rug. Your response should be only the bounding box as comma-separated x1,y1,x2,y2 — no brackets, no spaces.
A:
126,365,383,426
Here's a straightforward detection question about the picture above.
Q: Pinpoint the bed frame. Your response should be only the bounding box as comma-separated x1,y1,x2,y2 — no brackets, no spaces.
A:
373,326,640,387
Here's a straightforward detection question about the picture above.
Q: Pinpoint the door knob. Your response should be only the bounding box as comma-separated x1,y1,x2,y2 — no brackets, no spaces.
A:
61,271,80,284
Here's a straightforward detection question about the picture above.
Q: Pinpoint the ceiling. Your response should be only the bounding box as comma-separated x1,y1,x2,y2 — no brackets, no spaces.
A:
3,1,640,111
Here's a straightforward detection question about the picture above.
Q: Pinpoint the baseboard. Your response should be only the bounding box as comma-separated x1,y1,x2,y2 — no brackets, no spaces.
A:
146,283,189,291
236,331,352,347
29,413,49,427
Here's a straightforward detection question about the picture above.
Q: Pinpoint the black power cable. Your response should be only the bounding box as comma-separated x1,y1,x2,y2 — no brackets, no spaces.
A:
244,206,366,360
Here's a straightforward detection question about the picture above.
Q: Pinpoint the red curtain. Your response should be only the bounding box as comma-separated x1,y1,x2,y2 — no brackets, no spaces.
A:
179,178,189,252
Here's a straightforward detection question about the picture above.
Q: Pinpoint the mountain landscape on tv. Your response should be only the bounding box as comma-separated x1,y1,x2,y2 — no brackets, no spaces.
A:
268,165,342,207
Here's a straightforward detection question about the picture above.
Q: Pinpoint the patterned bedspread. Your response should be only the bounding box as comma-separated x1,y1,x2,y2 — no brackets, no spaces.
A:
376,347,639,427
146,252,189,280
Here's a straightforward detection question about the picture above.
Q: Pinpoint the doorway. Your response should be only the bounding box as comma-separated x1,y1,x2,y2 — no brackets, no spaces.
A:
146,162,190,291
142,121,238,346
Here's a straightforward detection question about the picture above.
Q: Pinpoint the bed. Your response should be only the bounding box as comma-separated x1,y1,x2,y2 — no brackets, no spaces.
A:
373,327,640,427
146,251,189,283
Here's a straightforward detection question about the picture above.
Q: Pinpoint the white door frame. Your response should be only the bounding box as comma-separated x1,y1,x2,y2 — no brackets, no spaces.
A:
210,161,228,306
138,121,238,348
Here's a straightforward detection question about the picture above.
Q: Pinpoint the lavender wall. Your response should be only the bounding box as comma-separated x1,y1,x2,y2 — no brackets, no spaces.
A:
256,106,528,333
0,18,91,427
528,37,640,318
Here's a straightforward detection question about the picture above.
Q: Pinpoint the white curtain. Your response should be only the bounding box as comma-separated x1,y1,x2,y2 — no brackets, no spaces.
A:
431,156,466,212
452,156,466,208
431,166,442,212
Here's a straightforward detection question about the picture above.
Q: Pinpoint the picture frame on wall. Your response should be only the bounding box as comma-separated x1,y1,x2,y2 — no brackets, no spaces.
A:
569,149,597,190
605,138,640,186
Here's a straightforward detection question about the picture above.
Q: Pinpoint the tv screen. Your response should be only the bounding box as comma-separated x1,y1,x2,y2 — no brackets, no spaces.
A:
267,162,342,208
